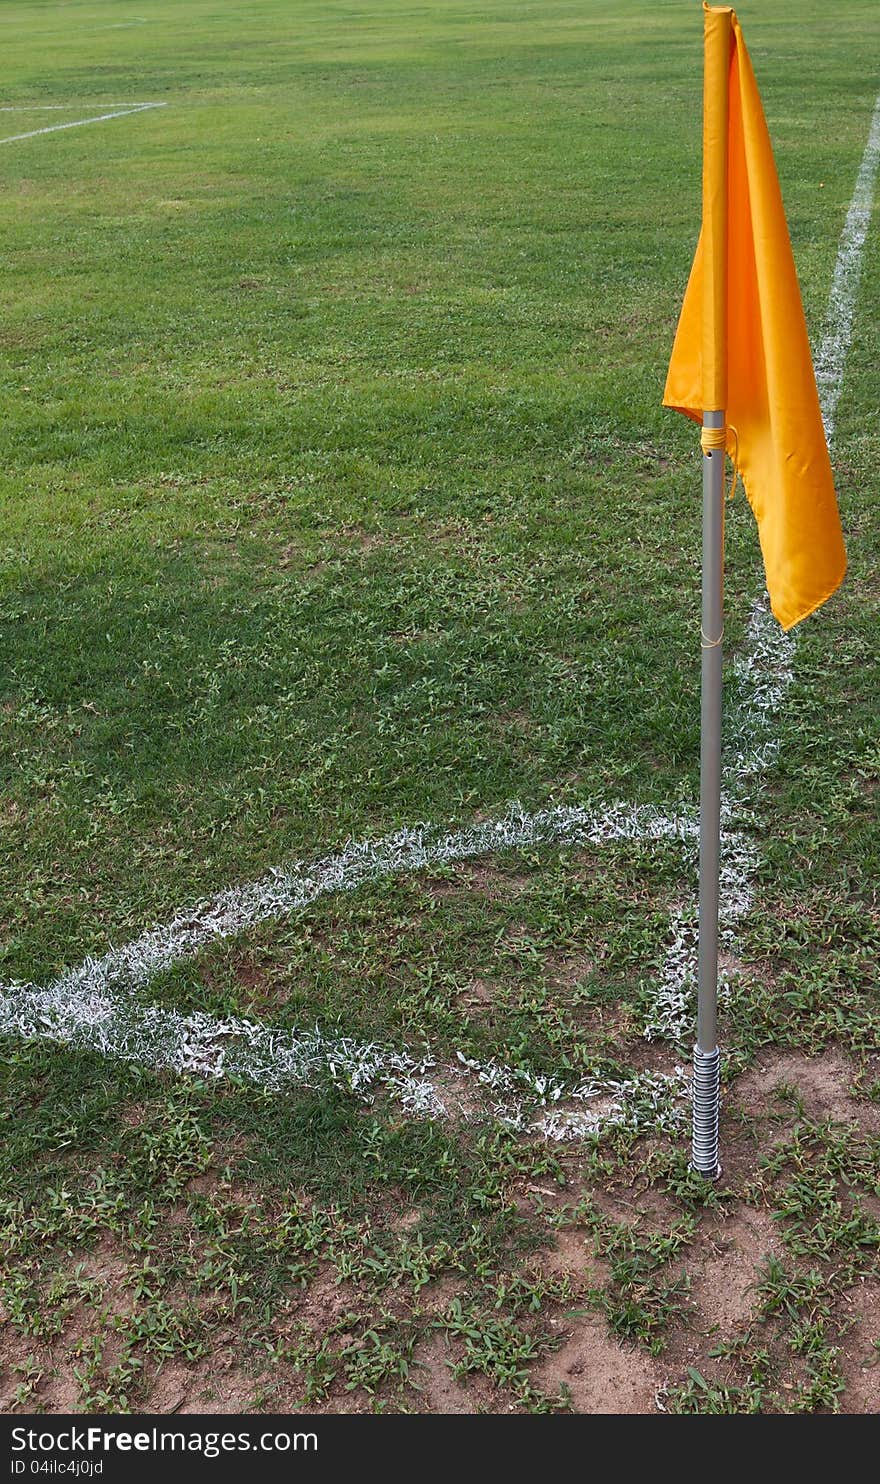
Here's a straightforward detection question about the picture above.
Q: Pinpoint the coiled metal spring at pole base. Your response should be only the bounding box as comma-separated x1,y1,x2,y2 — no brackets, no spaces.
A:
692,1046,721,1178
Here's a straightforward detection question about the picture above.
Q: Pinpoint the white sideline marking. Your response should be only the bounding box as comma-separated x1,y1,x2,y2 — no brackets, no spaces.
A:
0,102,165,146
0,90,876,1137
814,91,880,444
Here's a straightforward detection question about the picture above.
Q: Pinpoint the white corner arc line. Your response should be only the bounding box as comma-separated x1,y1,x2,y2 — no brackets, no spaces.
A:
0,102,166,146
0,802,696,1137
1,801,698,1011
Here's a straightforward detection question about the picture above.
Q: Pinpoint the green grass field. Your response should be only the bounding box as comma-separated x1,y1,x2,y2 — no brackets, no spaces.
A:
0,0,878,1414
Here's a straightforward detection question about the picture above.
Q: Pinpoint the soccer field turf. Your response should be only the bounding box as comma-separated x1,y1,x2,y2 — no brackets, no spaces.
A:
0,0,878,1415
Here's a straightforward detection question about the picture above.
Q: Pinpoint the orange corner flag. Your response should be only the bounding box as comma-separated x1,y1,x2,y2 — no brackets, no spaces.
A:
663,4,846,631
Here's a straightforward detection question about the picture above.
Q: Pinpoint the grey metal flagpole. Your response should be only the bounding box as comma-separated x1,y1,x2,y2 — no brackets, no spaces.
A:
691,2,731,1180
692,412,724,1178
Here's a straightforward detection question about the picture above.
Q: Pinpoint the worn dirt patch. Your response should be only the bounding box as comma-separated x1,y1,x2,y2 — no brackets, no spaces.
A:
533,1316,660,1414
410,1334,490,1414
456,977,499,1010
0,1238,137,1414
540,1225,606,1287
547,951,597,989
288,1265,358,1335
734,1048,880,1131
839,1278,880,1416
456,861,533,899
148,1351,261,1414
593,1185,682,1231
0,1344,81,1415
689,1206,781,1335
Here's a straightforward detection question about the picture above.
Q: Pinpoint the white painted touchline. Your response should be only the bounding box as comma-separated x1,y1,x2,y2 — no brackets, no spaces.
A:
0,102,166,146
814,90,880,446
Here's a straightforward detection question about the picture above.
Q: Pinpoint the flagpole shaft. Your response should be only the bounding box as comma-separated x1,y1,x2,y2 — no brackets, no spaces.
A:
693,409,724,1179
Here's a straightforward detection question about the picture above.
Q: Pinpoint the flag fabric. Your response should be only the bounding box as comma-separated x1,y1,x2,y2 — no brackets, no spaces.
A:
663,3,846,631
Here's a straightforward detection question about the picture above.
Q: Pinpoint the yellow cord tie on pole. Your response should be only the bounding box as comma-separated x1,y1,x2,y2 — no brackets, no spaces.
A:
699,423,741,502
699,425,727,453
